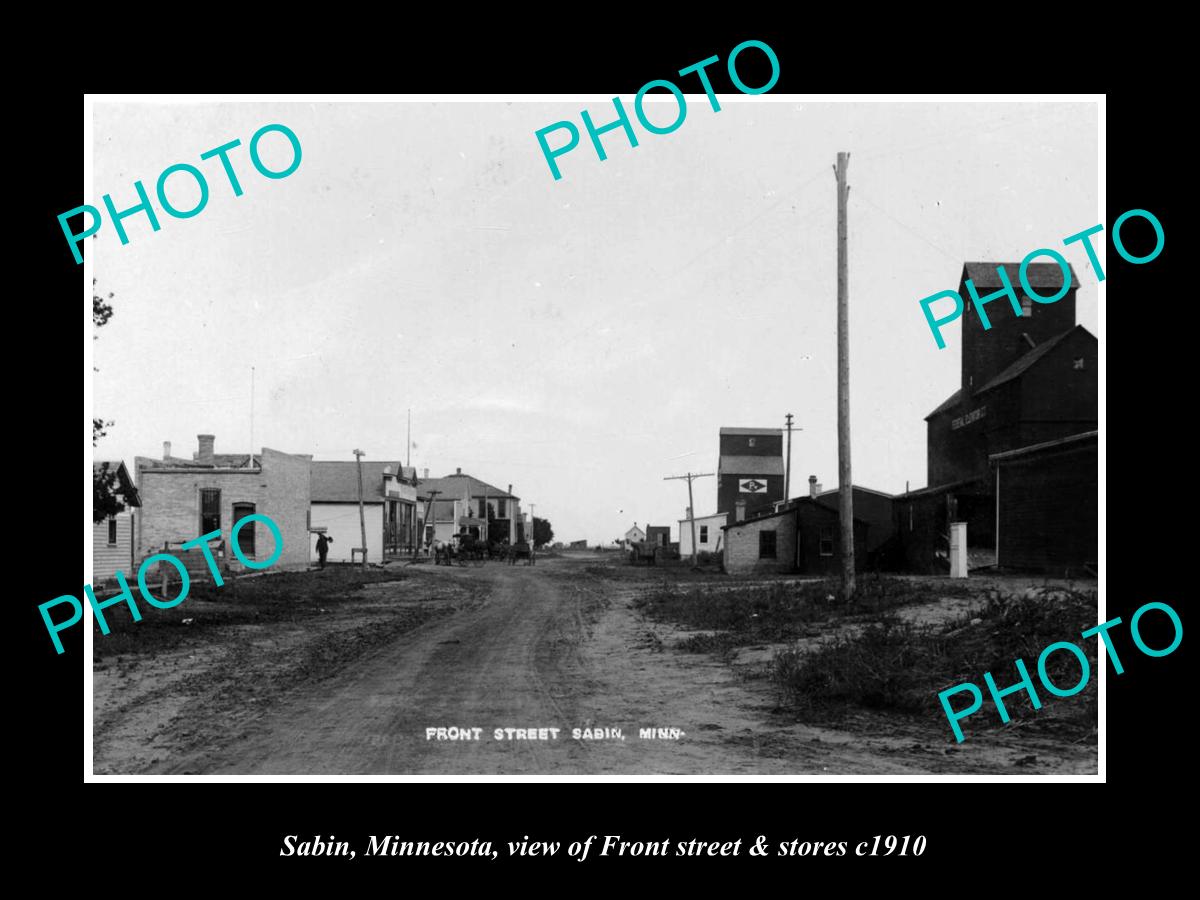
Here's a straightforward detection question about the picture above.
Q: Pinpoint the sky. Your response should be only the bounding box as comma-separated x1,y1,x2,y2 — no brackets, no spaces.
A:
91,99,1099,545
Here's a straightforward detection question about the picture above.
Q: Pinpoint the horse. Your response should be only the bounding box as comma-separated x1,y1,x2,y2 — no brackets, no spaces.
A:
432,538,457,566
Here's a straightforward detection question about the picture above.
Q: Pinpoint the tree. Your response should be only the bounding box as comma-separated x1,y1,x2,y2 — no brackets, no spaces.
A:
93,279,120,523
533,517,553,548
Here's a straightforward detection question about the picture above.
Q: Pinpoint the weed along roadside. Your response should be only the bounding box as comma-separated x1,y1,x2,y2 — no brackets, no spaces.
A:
628,568,1102,770
938,601,1184,743
42,513,283,653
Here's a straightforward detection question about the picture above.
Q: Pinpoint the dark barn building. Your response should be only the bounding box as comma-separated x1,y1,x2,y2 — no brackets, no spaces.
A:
808,477,897,569
794,499,870,576
644,525,671,547
717,427,784,526
907,260,1099,573
926,262,1097,487
993,432,1097,575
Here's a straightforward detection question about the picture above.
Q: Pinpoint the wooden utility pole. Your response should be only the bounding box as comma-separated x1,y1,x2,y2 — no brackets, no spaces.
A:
784,413,802,500
353,448,367,569
421,489,440,558
664,472,714,566
834,151,855,599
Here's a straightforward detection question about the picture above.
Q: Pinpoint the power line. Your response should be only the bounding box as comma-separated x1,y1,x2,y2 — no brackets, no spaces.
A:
853,188,961,263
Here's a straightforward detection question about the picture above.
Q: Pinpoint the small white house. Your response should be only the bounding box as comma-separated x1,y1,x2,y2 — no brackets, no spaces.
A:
678,512,728,557
93,460,141,583
622,523,646,549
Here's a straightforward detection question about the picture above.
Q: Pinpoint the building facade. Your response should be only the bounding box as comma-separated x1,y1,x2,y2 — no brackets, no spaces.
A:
906,261,1099,570
717,427,785,526
926,262,1097,487
722,498,869,576
135,434,312,575
415,469,523,545
677,512,727,556
310,460,417,563
992,431,1097,574
623,524,646,549
92,460,141,584
645,525,671,547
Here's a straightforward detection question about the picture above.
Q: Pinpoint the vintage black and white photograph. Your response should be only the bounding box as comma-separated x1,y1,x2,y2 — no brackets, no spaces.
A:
86,96,1101,776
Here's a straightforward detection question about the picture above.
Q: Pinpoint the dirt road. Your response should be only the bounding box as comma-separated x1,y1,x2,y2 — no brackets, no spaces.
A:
94,556,1096,775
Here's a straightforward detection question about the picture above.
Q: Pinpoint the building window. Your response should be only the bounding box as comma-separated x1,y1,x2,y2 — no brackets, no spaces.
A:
479,498,487,518
819,526,834,557
107,516,118,546
232,502,256,558
1074,357,1085,370
759,530,777,559
498,498,507,518
699,525,709,544
748,437,757,447
200,488,221,535
1021,296,1033,317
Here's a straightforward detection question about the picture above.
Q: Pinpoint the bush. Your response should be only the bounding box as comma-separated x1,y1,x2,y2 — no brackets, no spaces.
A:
770,587,1099,736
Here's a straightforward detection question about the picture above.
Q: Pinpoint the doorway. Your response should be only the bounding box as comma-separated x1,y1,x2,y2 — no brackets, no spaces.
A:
232,502,256,559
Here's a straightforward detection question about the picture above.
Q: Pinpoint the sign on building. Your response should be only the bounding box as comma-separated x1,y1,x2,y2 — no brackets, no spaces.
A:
739,478,768,493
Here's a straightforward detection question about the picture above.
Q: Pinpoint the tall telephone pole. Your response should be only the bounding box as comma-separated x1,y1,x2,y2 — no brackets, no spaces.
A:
834,151,855,599
353,448,368,569
784,413,802,500
664,472,714,566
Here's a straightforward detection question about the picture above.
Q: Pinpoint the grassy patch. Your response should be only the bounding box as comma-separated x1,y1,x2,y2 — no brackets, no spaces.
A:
770,588,1098,739
634,574,971,645
91,566,410,659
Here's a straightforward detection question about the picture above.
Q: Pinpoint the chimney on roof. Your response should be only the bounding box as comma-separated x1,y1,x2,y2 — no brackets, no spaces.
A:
162,440,172,460
508,484,512,495
456,467,462,475
809,475,818,498
197,434,215,465
735,499,746,522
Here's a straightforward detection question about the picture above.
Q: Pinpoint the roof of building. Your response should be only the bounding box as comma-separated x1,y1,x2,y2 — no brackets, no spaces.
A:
961,261,1080,291
719,427,783,436
815,484,895,501
990,430,1098,464
417,472,517,501
976,325,1092,394
718,456,785,476
924,325,1095,420
94,460,141,507
721,496,868,529
926,388,964,420
896,476,992,499
311,460,405,503
141,452,261,470
678,512,728,524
